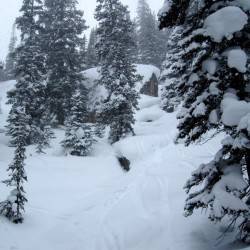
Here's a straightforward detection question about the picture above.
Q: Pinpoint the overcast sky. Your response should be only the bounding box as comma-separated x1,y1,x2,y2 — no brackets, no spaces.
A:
0,0,163,61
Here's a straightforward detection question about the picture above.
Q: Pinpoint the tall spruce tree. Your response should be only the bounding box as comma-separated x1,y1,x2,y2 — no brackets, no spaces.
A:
136,0,168,67
79,34,87,71
130,19,139,64
160,26,184,113
62,86,95,156
2,0,55,223
159,0,250,240
5,23,17,80
7,0,53,148
137,0,157,65
0,61,7,82
0,105,28,223
95,0,140,144
41,0,87,125
86,28,98,69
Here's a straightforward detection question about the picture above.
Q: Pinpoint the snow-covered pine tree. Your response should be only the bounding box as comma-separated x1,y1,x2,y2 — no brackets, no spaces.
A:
130,19,139,64
159,0,250,240
95,0,140,144
0,105,28,223
79,34,87,71
62,86,95,156
5,23,17,80
42,0,87,125
136,0,168,67
0,61,7,81
35,109,55,154
153,17,170,68
86,28,98,69
160,26,184,113
137,0,157,65
7,0,53,149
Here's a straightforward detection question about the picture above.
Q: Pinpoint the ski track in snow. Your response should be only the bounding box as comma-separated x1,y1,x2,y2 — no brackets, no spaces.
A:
0,81,247,250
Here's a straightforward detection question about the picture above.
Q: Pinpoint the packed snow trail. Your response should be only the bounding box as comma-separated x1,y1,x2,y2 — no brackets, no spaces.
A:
0,81,247,250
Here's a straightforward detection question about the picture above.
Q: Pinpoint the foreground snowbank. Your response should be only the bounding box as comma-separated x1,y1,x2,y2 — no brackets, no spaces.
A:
0,80,246,250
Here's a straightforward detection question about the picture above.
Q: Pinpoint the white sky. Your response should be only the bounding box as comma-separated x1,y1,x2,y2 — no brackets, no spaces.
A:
0,0,163,61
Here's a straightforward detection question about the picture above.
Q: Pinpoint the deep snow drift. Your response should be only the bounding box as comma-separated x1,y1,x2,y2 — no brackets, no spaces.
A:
0,80,248,250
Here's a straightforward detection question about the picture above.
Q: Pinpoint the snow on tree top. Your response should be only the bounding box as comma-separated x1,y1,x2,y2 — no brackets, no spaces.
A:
203,6,248,42
136,64,160,83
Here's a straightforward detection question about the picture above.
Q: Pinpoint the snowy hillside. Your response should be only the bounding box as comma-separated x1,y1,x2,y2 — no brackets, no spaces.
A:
83,64,160,91
0,80,245,250
83,64,160,112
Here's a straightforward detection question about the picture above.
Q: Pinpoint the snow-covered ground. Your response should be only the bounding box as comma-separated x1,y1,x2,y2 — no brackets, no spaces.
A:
0,80,248,250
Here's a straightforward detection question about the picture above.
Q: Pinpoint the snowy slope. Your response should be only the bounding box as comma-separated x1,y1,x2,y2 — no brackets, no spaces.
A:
0,80,247,250
83,64,160,90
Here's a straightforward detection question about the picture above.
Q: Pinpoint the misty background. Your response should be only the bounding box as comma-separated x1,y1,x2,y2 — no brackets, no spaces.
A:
0,0,162,61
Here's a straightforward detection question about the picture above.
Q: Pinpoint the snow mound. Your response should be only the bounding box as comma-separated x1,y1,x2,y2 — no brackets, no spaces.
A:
139,95,160,109
136,64,160,83
202,59,217,75
221,93,250,127
83,67,100,88
227,48,247,73
113,134,169,162
203,6,248,42
136,105,164,123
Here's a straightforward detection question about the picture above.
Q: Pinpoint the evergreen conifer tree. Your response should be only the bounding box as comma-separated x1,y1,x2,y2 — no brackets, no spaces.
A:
62,87,95,156
7,0,53,148
137,0,168,67
159,0,250,240
160,26,184,113
137,0,157,65
86,28,98,69
0,105,28,223
95,0,140,144
129,19,139,64
5,23,17,80
79,34,87,71
2,0,55,223
0,61,7,81
42,0,87,125
35,110,55,154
